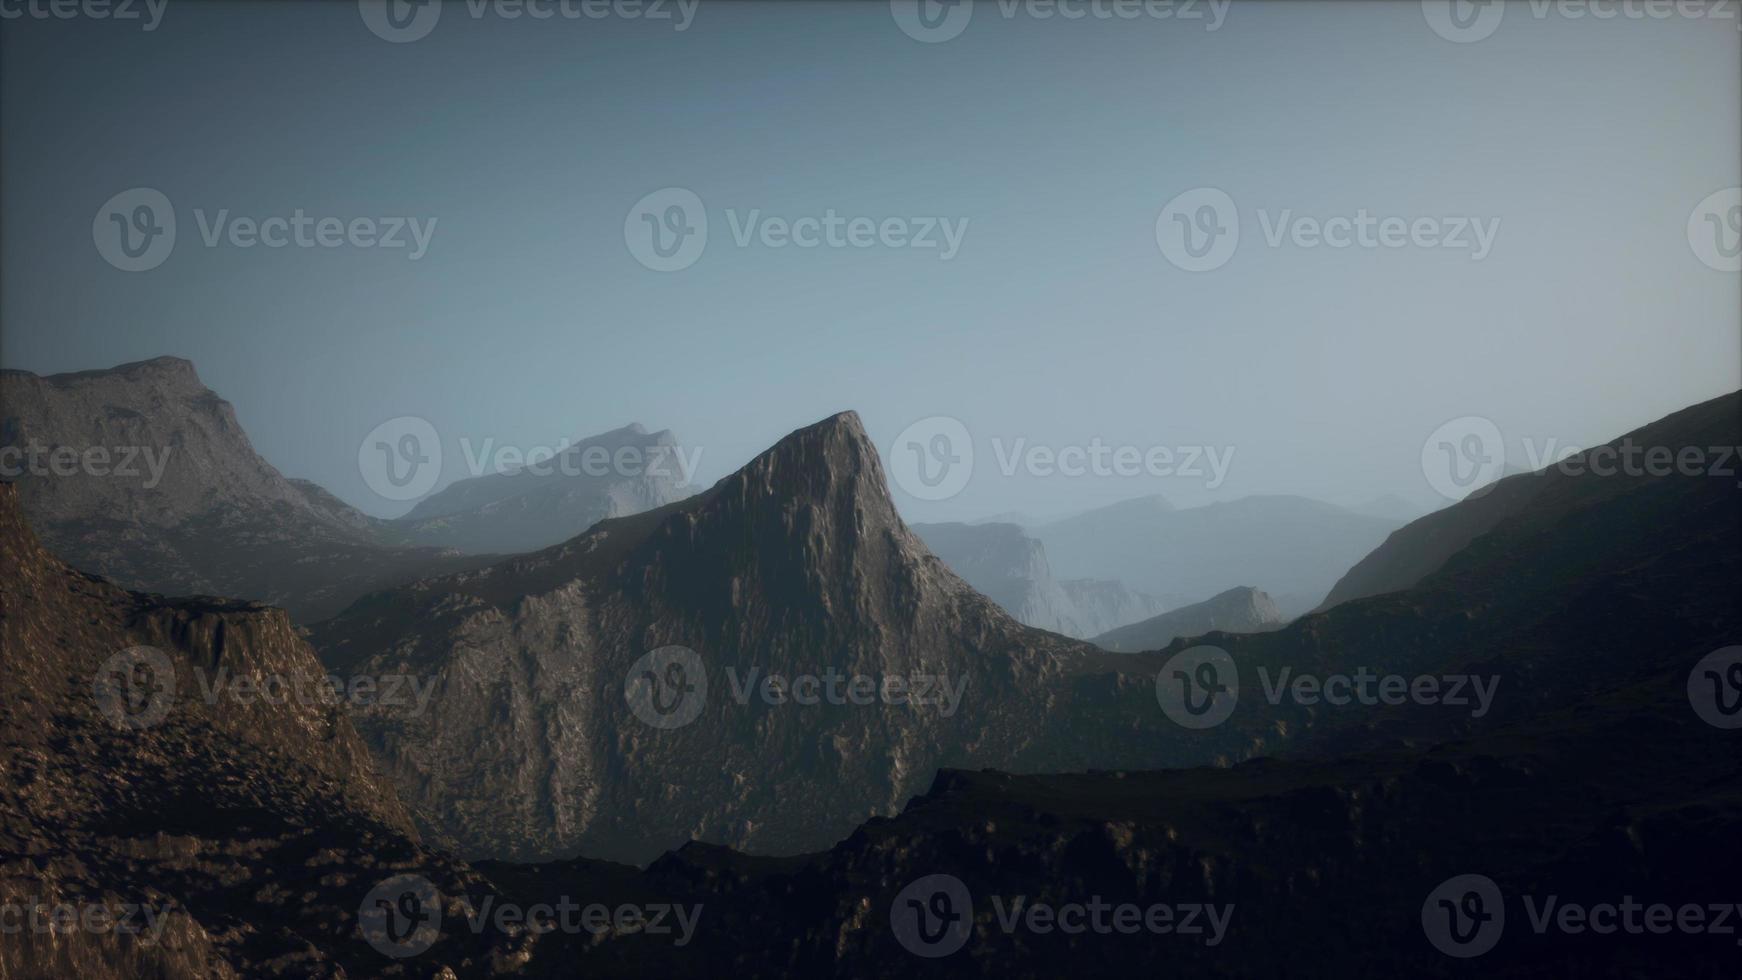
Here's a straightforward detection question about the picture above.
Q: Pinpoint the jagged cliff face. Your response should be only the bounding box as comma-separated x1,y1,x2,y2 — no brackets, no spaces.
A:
1091,585,1283,652
388,423,692,555
315,413,1095,863
0,357,490,621
0,481,536,978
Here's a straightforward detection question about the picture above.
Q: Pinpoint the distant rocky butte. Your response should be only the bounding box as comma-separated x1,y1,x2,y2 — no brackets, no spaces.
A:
1091,585,1283,652
388,422,692,555
313,411,1102,863
911,521,1172,638
0,356,491,622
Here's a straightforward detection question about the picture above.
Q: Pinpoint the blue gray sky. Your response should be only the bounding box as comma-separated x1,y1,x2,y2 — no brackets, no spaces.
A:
3,1,1737,521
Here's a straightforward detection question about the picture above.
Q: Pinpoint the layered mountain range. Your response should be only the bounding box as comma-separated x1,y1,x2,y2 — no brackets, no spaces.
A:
0,358,685,621
1032,493,1401,617
386,423,692,554
3,375,1737,976
1090,584,1283,652
910,521,1176,638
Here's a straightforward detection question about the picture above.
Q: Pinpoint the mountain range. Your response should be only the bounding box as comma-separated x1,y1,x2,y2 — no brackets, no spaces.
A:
1031,493,1401,617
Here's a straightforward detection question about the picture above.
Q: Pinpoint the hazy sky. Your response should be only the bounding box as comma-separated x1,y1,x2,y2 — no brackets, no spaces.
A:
3,1,1737,521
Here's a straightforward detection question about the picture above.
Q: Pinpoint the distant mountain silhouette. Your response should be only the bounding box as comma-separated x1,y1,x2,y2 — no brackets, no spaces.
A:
388,422,691,554
912,521,1173,638
1091,585,1282,652
1033,493,1399,618
0,357,491,621
1318,394,1738,612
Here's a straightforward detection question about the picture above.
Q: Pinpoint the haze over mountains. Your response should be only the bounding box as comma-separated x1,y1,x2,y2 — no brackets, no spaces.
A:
910,521,1176,638
387,423,693,554
5,382,1735,976
3,351,1738,975
1031,493,1402,618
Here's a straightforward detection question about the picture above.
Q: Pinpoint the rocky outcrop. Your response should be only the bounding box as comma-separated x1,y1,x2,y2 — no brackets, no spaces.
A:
0,481,535,978
388,423,692,554
314,413,1101,863
0,357,491,621
912,521,1170,638
1090,585,1283,652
